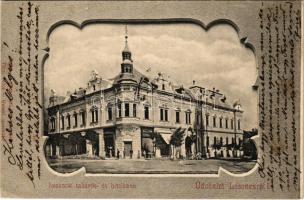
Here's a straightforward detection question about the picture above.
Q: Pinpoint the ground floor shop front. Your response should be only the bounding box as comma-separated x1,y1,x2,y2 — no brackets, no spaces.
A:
45,126,243,159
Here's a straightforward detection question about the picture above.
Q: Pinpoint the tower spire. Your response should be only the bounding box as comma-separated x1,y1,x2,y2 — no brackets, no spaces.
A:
121,25,133,73
125,25,128,43
123,25,130,53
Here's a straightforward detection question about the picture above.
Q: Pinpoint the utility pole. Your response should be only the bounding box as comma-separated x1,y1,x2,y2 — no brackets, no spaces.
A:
200,96,206,158
233,110,237,157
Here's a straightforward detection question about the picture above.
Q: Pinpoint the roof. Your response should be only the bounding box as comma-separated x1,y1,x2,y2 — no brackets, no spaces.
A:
112,68,149,85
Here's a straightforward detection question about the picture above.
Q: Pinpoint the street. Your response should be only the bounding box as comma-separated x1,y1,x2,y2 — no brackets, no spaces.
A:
47,158,256,174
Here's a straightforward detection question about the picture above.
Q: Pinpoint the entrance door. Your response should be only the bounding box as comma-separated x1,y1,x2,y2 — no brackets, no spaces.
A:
124,141,132,158
104,134,115,158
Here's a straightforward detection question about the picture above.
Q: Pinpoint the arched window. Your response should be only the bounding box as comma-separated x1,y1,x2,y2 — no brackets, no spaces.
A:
107,105,112,121
91,106,99,123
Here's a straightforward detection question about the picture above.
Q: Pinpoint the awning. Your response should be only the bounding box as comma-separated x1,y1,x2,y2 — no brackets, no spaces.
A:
154,128,173,144
154,128,172,134
159,133,171,144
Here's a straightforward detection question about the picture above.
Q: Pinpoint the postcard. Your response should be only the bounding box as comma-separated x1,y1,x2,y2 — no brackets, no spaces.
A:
1,0,303,199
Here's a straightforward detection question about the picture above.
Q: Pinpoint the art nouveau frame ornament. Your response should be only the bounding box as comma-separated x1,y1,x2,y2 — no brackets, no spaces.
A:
1,1,303,199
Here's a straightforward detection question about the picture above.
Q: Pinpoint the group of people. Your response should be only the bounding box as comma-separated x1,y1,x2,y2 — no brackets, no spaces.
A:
116,148,134,159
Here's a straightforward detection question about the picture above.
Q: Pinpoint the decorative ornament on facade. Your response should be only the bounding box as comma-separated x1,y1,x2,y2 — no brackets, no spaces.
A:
91,70,99,80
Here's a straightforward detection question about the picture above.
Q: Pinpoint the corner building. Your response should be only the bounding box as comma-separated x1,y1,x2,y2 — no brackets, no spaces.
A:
45,33,244,159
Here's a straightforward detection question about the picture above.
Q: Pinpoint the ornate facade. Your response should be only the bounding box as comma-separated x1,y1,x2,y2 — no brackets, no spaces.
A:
45,32,244,159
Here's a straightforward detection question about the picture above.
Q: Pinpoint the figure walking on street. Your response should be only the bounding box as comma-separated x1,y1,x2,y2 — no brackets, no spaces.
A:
130,149,133,159
117,149,120,159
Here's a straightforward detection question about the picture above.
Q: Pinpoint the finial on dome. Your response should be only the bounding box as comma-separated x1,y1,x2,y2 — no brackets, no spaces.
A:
123,25,130,53
125,25,128,40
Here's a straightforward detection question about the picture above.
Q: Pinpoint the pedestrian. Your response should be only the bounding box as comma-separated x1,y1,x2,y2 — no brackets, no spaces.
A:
130,149,133,159
123,148,126,159
117,149,120,159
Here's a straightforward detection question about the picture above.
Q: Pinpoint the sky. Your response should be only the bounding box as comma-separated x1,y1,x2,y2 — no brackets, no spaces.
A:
44,23,258,130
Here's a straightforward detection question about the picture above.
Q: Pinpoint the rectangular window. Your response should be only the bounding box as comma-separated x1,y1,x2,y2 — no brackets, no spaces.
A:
213,116,216,127
206,115,209,126
118,103,122,118
220,118,223,128
95,110,98,122
144,106,149,119
165,109,168,121
91,110,94,123
225,119,228,129
67,115,71,129
176,111,180,123
186,112,191,124
125,103,130,117
231,119,234,129
61,116,64,130
74,114,78,127
80,112,85,126
50,118,56,131
238,119,241,130
108,107,112,120
133,104,137,117
160,108,164,121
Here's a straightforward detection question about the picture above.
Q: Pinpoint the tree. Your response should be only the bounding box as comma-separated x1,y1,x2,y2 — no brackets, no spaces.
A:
170,127,186,159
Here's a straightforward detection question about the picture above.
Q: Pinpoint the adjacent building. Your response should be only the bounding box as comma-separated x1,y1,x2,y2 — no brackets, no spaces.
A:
45,32,244,159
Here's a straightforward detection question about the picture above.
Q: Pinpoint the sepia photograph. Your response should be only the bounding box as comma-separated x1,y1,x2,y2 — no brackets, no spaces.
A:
1,0,302,199
43,23,258,174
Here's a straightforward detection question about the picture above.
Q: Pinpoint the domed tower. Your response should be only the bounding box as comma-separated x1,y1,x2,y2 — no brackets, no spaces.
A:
121,26,133,74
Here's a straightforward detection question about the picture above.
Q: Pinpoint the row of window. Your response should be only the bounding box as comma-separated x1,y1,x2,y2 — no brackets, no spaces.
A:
206,115,241,130
108,103,137,120
50,110,92,131
206,136,242,147
50,106,240,131
109,106,193,124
